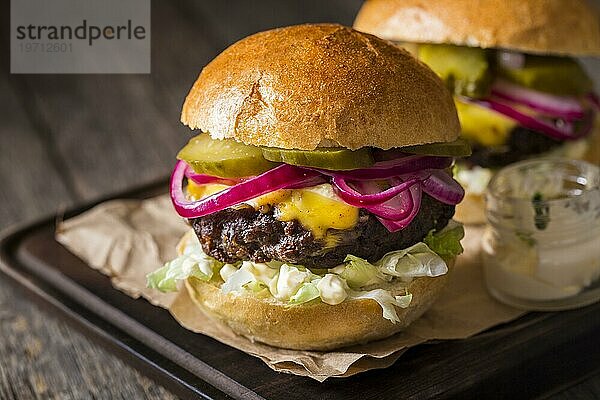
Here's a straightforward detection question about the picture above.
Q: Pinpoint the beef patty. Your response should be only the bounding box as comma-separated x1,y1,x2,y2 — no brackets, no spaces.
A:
468,126,562,169
190,193,454,269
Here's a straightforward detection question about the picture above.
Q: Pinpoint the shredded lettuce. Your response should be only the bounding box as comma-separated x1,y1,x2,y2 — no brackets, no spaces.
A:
244,280,272,298
288,282,320,305
245,280,267,293
349,289,413,323
336,242,448,286
340,255,387,288
377,242,448,278
150,221,464,322
423,221,465,258
146,264,176,292
146,237,219,292
219,263,239,282
221,267,254,294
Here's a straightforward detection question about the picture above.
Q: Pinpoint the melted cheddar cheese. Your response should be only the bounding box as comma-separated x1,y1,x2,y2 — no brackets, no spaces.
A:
187,182,358,238
187,182,230,199
271,189,358,238
455,98,516,146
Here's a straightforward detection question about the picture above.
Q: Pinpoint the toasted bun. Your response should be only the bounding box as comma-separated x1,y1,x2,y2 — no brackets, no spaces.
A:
454,192,486,225
185,261,452,351
354,0,600,56
583,121,600,166
181,24,459,150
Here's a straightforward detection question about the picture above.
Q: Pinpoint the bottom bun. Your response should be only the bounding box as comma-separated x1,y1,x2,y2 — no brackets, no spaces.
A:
454,191,486,225
582,122,600,166
185,261,453,351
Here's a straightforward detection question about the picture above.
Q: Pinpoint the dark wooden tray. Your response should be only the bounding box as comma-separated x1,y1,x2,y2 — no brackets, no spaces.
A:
1,180,599,400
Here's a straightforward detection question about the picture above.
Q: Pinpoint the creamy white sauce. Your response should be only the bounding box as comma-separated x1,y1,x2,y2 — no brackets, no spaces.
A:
484,234,600,301
316,274,348,305
482,186,600,301
269,264,311,301
219,263,238,282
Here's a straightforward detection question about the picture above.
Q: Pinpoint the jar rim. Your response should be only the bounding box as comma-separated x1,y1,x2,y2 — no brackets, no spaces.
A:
486,158,600,206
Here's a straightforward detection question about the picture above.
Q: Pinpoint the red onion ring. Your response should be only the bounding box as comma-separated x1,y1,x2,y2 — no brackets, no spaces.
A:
350,179,416,220
421,170,465,204
184,168,241,185
170,161,321,219
170,153,465,232
463,97,592,141
315,156,452,180
376,185,422,232
491,80,585,121
331,173,427,206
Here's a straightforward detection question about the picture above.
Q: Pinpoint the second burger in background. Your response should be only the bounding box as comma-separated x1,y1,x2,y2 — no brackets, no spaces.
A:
355,0,600,223
147,24,467,350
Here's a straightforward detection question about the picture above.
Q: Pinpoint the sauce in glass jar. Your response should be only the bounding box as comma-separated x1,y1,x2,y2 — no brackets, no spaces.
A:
482,159,600,310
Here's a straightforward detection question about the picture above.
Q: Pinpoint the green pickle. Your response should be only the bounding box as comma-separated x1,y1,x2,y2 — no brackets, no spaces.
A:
261,147,374,170
418,44,493,98
498,55,593,96
177,134,277,178
398,138,472,157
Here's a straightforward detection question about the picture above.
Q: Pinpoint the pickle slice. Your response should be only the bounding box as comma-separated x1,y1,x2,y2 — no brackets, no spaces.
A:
261,147,374,170
418,44,493,98
498,55,593,96
398,138,472,157
177,134,277,178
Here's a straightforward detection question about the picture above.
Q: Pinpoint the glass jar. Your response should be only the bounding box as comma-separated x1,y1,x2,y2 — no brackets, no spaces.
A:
482,158,600,311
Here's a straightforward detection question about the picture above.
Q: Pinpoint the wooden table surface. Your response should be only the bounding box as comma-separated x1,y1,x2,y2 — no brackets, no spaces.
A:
1,1,599,398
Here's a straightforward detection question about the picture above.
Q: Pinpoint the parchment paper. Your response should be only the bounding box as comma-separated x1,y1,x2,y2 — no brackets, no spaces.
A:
56,195,524,381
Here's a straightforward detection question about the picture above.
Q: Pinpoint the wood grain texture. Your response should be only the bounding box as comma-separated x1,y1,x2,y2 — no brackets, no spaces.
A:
8,1,217,202
550,373,600,400
0,1,206,398
0,279,177,400
1,0,599,398
0,78,175,400
0,74,74,227
0,10,176,400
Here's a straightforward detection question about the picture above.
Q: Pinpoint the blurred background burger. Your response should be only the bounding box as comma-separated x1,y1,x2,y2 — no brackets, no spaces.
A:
354,0,600,223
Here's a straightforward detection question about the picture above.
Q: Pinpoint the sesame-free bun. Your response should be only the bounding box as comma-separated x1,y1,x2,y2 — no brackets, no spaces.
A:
185,260,452,351
181,24,459,151
354,0,600,56
454,192,487,225
583,121,600,166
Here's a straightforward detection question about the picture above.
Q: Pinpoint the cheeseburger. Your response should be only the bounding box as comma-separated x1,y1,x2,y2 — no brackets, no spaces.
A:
355,0,600,223
147,24,466,350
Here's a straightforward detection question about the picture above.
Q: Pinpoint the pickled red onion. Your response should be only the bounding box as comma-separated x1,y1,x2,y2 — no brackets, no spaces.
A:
331,174,426,206
184,168,241,185
375,185,423,232
170,154,463,233
316,156,452,180
170,161,321,219
421,170,465,205
463,97,593,141
491,80,585,120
